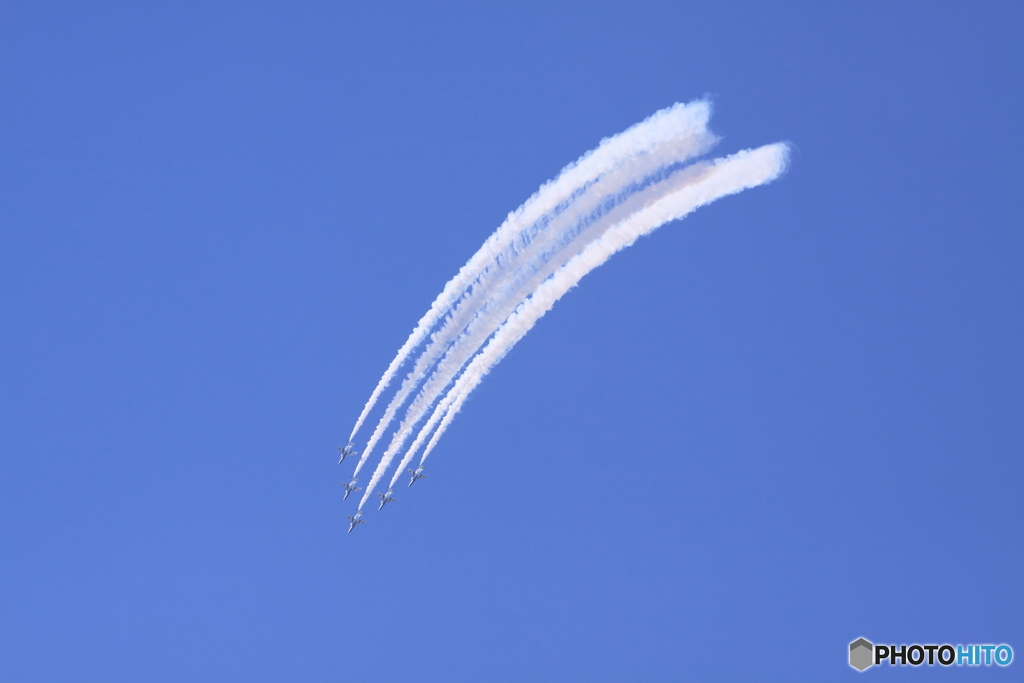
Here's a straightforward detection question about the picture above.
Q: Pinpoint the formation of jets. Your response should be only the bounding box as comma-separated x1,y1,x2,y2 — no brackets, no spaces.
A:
340,444,426,533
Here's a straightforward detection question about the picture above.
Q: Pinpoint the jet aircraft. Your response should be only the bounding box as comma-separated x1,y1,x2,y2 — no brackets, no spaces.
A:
407,466,427,486
337,442,358,464
342,479,362,500
347,511,365,533
377,489,396,510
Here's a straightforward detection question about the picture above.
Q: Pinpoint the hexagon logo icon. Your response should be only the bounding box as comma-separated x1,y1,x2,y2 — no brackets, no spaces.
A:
849,638,874,671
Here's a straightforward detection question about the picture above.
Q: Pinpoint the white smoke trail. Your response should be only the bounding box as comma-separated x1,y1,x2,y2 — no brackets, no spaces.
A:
368,143,790,498
366,150,719,486
363,156,728,500
349,101,714,475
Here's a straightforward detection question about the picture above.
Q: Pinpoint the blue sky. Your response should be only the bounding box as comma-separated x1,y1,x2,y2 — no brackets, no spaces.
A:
1,2,1021,681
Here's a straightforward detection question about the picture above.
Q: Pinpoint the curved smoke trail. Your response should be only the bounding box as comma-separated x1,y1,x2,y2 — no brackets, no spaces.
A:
349,101,714,475
362,147,719,487
346,101,789,516
357,143,790,509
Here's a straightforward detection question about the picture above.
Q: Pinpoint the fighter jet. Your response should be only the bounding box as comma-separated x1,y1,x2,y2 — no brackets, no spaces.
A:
342,479,362,500
337,442,358,464
377,489,396,510
406,466,427,487
347,511,365,533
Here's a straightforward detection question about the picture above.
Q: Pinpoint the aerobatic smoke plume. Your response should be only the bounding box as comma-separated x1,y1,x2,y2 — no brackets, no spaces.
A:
343,100,789,520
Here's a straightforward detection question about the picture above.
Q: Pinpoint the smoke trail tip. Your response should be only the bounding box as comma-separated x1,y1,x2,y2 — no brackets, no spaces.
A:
717,141,792,185
753,141,792,182
765,141,793,178
616,97,714,142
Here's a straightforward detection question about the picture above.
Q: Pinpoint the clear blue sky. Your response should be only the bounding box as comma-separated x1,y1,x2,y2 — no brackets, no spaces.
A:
1,2,1020,680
